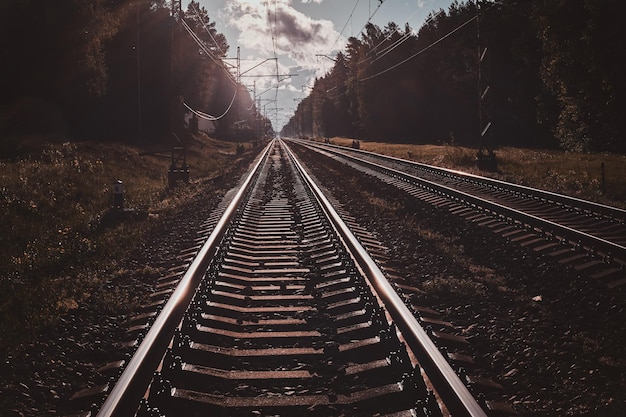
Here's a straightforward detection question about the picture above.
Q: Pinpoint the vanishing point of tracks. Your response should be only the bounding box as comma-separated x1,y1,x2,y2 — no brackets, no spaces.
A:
86,140,488,416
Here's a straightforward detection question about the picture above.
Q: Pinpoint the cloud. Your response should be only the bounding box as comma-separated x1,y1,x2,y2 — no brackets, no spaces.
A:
223,0,342,71
218,0,347,129
278,83,301,92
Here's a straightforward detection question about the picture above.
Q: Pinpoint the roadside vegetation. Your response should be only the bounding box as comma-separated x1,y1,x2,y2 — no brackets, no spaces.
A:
3,134,620,358
329,137,626,209
0,134,248,356
284,1,626,155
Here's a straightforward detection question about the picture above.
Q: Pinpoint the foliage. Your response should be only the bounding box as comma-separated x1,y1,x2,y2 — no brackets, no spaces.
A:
283,0,626,153
333,137,626,208
0,0,270,148
0,135,245,355
532,0,626,152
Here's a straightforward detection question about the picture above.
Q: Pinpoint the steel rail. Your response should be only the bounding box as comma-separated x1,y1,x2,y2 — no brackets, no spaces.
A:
282,139,488,417
97,141,274,417
294,138,626,222
290,139,626,261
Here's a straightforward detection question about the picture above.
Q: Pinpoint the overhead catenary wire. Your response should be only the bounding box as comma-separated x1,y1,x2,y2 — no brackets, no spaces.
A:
178,13,239,121
355,0,386,37
265,0,281,126
188,1,227,57
364,26,406,61
274,1,280,120
329,0,361,53
303,10,478,123
372,31,413,62
358,9,434,65
180,18,238,85
355,30,411,66
326,0,386,58
369,8,434,63
359,15,477,82
183,86,237,121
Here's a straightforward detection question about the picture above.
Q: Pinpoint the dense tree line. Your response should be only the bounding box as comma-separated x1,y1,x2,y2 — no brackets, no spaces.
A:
0,0,269,152
282,0,626,153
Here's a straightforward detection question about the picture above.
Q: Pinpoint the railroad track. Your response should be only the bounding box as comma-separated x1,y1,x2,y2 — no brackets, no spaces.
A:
73,139,497,416
289,139,626,289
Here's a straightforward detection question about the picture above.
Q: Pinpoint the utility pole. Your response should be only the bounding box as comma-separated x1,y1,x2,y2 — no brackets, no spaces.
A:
170,0,183,137
476,0,496,171
169,0,189,187
136,1,142,145
236,47,241,126
223,55,297,138
252,80,257,138
293,99,302,138
222,53,298,138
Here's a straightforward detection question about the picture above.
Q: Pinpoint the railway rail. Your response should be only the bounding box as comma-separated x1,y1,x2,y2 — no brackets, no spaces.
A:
75,139,497,416
289,139,626,288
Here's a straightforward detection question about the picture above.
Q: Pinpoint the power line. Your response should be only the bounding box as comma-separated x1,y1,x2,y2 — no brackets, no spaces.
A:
178,13,240,122
180,18,239,86
293,9,479,132
188,1,226,57
366,10,434,64
329,0,361,53
183,86,237,121
355,0,386,38
372,31,413,62
360,15,477,82
266,0,281,124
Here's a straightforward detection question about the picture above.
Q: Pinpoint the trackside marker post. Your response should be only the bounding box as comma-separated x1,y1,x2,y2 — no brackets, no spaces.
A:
113,180,124,210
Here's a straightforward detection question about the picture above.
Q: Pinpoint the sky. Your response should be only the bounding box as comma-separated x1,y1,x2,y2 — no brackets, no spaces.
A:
189,0,459,132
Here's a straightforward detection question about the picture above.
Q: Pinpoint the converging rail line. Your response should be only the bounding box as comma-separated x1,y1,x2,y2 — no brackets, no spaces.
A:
86,140,490,416
290,139,626,288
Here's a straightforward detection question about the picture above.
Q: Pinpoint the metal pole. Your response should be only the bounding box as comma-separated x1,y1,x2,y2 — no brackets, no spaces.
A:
136,2,142,144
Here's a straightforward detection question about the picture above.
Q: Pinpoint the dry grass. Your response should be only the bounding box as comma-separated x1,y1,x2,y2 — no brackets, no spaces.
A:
0,134,246,354
329,137,626,208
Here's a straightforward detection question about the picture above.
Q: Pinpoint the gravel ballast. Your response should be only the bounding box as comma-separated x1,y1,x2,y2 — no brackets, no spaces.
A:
1,144,624,416
293,143,626,417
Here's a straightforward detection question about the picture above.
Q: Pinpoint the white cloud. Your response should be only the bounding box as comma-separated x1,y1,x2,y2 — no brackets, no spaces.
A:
223,0,343,71
278,83,301,92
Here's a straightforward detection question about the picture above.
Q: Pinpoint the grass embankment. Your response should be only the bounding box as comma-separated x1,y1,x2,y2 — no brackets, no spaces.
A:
329,137,626,209
0,135,250,356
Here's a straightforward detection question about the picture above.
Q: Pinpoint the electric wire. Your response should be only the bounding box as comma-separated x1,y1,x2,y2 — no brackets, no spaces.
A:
180,18,238,86
291,10,478,130
265,0,281,126
188,1,226,57
354,0,386,40
372,31,413,62
178,14,239,121
358,7,431,65
355,30,411,66
329,0,361,53
359,15,477,82
183,85,237,121
273,0,280,121
364,26,406,60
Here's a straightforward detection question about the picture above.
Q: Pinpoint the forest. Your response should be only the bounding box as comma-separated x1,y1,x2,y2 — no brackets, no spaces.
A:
1,0,626,154
282,0,626,153
0,0,270,155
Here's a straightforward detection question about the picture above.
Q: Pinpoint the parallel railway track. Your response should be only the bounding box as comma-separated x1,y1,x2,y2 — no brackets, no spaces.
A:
289,139,626,288
81,140,492,416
